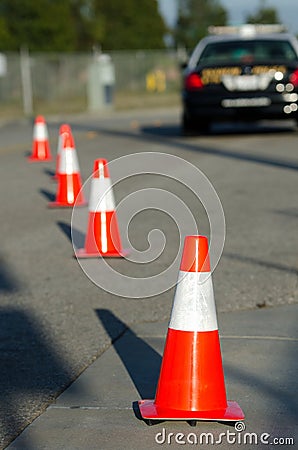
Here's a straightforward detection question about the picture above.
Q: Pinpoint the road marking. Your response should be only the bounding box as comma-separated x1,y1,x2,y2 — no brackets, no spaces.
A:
49,405,133,410
221,335,298,341
137,334,298,341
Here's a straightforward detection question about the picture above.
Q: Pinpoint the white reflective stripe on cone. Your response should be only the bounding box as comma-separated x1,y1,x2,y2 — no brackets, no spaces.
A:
100,211,108,253
98,162,106,178
169,271,218,332
59,148,80,174
34,123,48,140
89,178,116,212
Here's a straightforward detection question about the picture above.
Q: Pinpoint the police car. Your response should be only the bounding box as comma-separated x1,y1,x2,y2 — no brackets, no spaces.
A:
181,24,298,133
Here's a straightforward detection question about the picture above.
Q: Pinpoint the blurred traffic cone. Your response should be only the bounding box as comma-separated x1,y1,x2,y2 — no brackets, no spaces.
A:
138,235,244,423
75,158,129,258
28,115,52,162
53,123,71,180
48,133,86,208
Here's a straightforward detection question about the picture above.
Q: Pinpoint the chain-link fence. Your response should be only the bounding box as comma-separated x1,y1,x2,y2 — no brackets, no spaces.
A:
0,50,183,118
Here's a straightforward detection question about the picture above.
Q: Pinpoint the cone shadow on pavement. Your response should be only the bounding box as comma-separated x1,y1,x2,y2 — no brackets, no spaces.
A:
0,308,74,449
57,221,85,249
0,257,22,293
43,168,56,178
95,309,162,406
39,188,55,202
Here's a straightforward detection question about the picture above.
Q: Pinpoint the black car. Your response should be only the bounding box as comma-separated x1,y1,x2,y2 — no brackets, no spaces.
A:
181,24,298,133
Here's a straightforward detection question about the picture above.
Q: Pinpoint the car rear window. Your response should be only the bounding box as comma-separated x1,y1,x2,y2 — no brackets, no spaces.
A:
199,39,298,65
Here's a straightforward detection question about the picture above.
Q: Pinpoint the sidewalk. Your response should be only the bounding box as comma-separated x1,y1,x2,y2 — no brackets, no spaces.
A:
7,304,298,450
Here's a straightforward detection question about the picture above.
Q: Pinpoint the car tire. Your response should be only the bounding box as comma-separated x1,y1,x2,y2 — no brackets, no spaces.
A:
197,119,211,134
182,113,210,135
181,113,196,135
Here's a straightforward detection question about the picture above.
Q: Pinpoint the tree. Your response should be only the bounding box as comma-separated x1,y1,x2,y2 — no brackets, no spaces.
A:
92,0,167,50
69,0,105,51
174,0,228,50
0,0,167,51
0,0,77,51
246,0,280,25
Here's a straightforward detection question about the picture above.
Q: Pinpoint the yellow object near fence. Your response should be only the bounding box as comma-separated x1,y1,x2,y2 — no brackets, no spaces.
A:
146,69,166,92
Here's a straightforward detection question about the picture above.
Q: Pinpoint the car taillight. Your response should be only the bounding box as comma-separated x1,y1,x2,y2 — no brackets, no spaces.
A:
289,69,298,86
185,73,204,90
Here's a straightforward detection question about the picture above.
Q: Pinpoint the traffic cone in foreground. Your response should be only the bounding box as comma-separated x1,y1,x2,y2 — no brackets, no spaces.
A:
53,123,71,180
75,158,129,258
48,133,86,208
28,115,52,162
138,235,244,423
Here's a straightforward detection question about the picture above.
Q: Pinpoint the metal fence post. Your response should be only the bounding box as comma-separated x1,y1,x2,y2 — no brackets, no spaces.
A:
20,47,33,116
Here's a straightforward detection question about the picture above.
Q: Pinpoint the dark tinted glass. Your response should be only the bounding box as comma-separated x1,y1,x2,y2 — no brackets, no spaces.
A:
199,40,298,65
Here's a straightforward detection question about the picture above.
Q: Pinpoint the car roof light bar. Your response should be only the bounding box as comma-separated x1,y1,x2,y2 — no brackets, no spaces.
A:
208,24,288,37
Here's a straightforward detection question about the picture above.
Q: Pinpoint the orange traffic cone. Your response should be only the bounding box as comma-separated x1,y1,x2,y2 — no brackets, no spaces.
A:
53,123,71,180
48,133,86,208
28,115,52,162
75,159,129,258
138,235,244,423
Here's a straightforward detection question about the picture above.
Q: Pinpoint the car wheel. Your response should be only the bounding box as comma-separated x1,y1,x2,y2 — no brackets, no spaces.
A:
197,119,210,134
182,113,210,135
181,113,197,135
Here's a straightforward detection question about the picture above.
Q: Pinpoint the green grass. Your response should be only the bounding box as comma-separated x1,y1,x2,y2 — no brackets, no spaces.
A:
0,90,181,120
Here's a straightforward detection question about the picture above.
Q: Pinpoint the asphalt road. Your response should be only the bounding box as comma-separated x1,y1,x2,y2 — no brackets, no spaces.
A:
0,108,297,448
